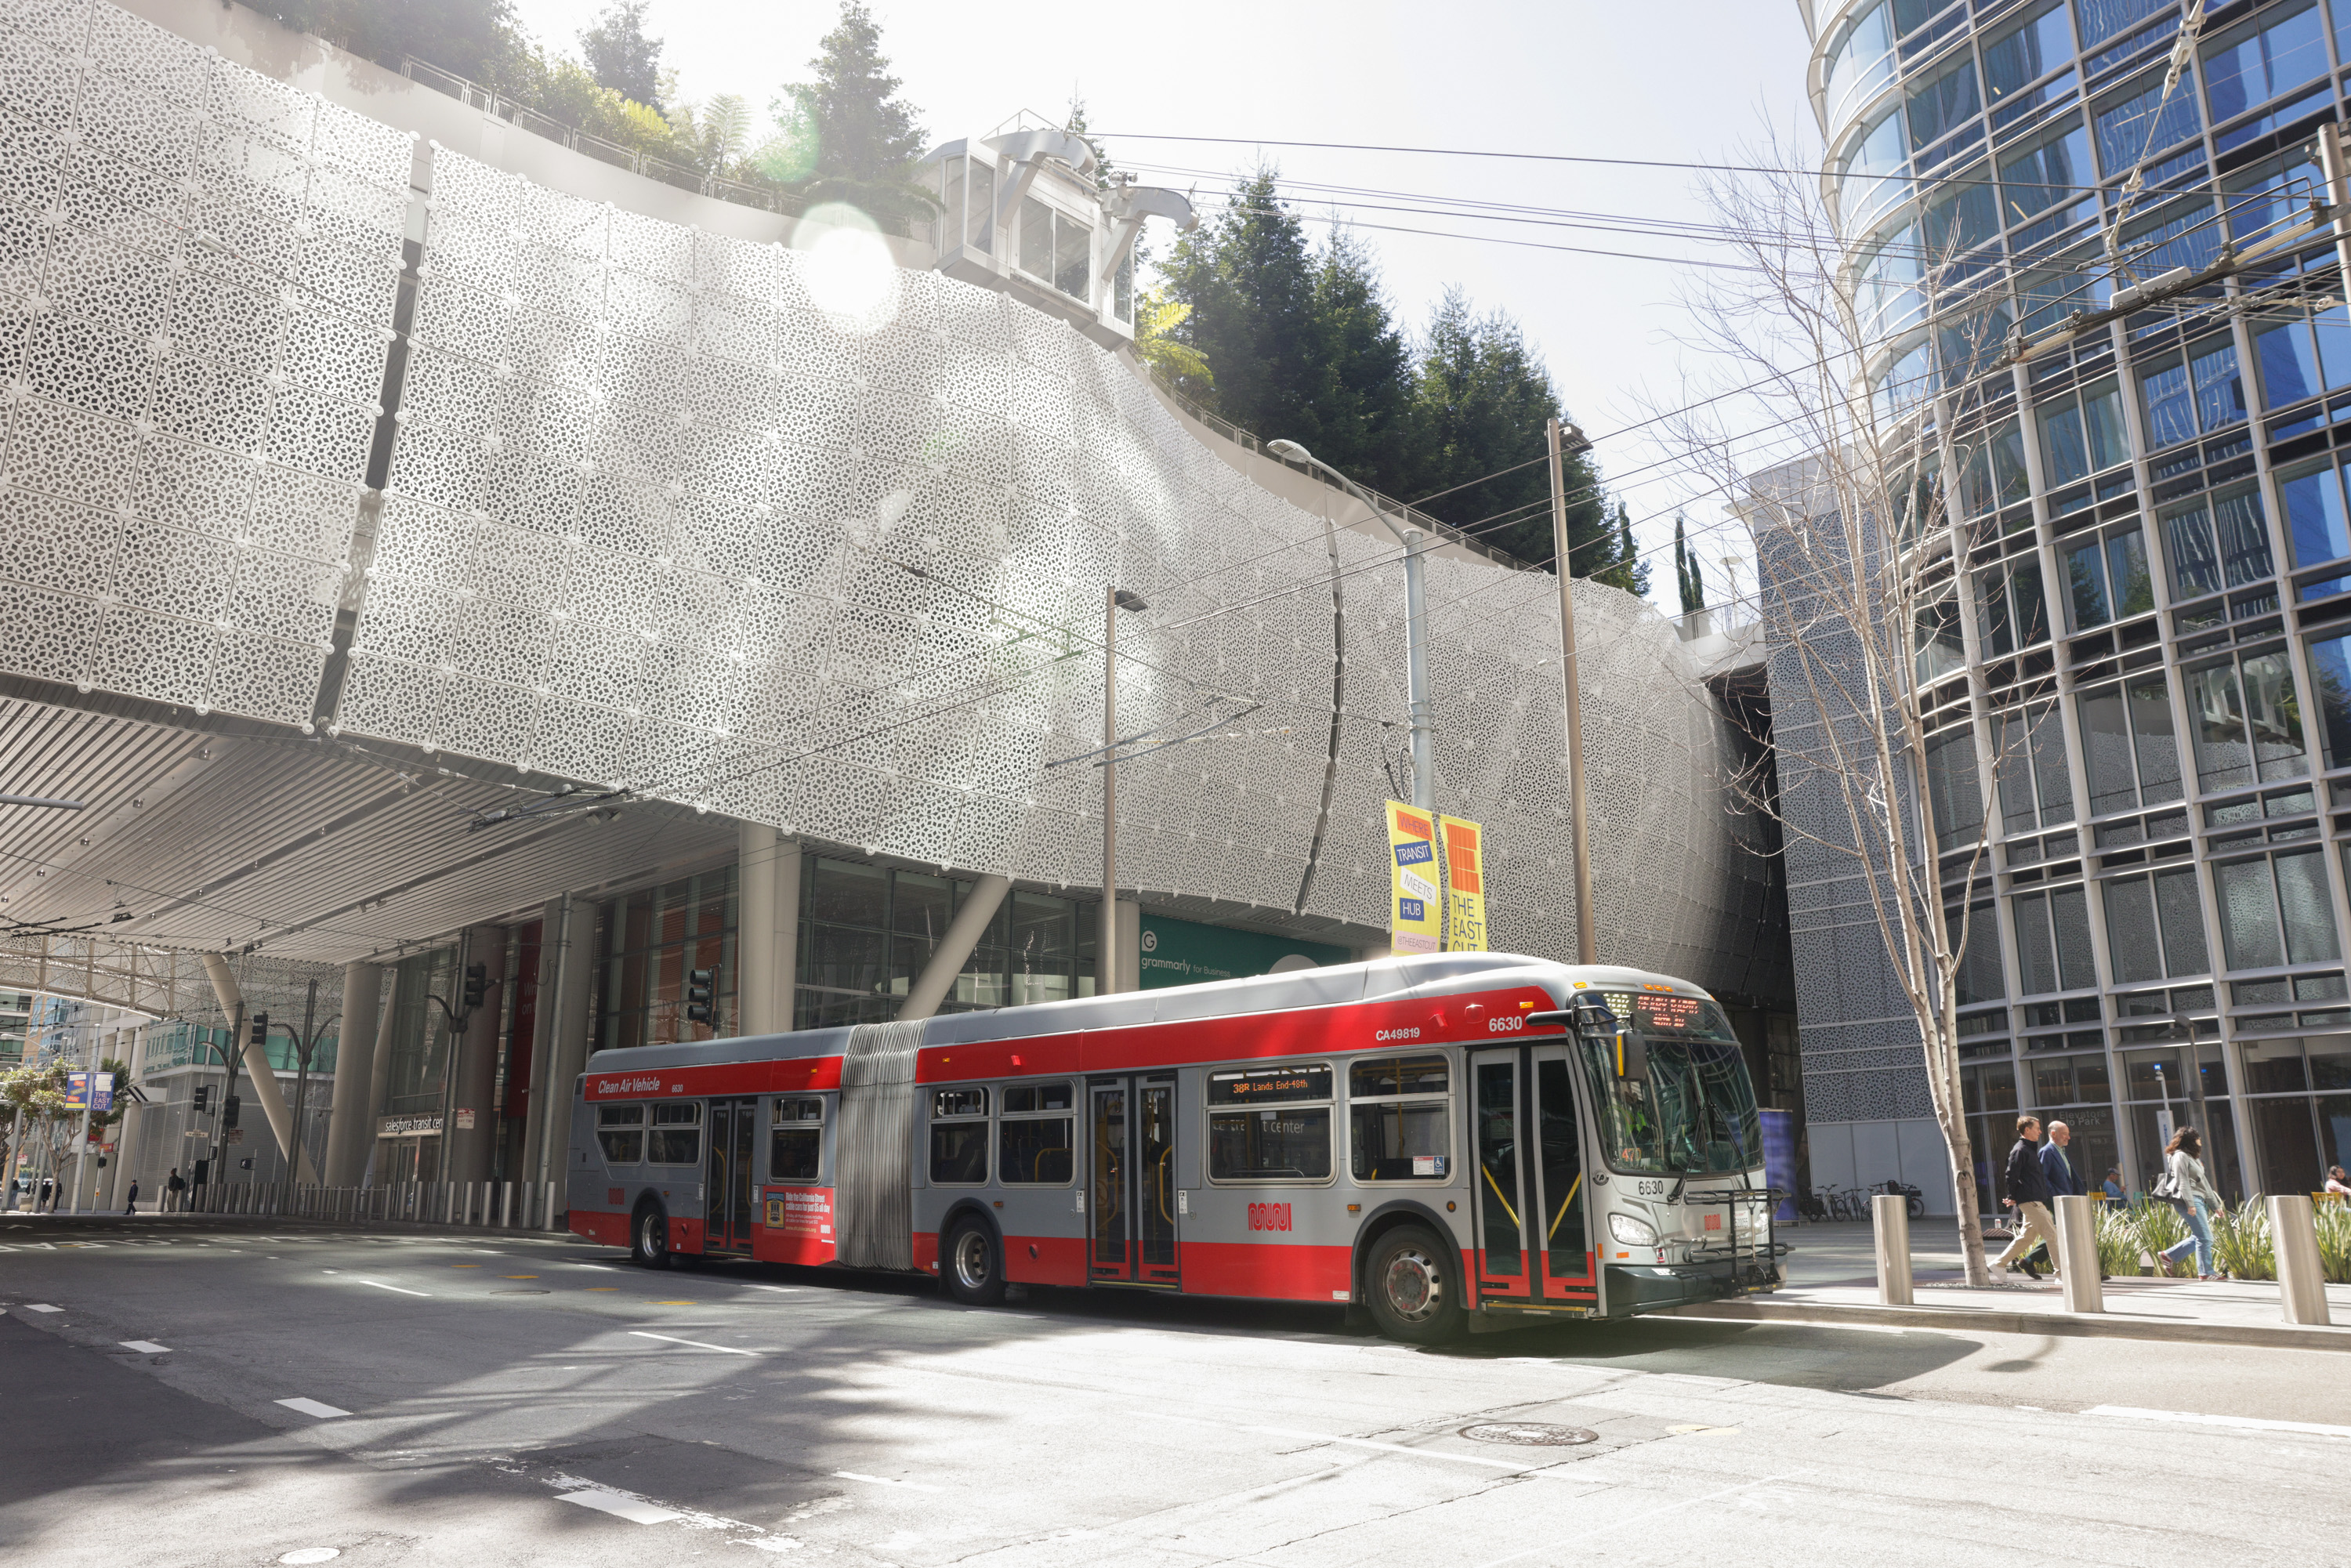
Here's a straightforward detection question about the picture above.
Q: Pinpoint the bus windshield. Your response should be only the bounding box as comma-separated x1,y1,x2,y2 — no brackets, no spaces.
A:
1579,995,1762,1176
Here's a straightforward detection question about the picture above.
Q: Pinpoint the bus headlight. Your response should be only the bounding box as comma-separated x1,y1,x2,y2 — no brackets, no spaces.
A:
1608,1213,1658,1247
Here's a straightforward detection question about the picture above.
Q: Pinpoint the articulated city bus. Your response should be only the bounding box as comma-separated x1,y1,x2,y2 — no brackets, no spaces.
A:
565,952,1783,1342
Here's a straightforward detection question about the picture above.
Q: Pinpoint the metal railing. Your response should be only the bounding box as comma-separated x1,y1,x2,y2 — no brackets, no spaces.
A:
400,57,807,219
183,1177,564,1232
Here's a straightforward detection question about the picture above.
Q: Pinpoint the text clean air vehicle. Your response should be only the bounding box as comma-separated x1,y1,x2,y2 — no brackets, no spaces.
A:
566,952,1784,1341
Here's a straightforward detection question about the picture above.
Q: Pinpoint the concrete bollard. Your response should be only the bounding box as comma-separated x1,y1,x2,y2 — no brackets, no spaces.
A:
1873,1193,1914,1305
2055,1194,2103,1313
2269,1193,2332,1326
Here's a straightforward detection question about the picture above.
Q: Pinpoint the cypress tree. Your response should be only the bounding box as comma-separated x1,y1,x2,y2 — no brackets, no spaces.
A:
765,2,931,225
1673,513,1705,614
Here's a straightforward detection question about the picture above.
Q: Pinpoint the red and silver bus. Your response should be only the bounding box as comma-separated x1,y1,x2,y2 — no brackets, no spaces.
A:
566,952,1783,1341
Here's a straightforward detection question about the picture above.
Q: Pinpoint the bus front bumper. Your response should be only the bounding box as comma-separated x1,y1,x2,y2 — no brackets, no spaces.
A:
1606,1251,1785,1313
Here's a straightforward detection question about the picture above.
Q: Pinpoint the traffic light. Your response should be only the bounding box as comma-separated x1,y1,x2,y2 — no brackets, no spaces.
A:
462,963,487,1012
221,1095,241,1130
248,1011,269,1048
193,1085,209,1114
686,968,715,1026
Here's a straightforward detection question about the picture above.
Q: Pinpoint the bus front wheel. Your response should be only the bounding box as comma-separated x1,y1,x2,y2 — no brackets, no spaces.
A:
1364,1225,1465,1344
942,1215,1006,1306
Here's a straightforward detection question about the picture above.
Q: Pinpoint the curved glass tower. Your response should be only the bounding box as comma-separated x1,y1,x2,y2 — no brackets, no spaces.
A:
1790,0,2351,1210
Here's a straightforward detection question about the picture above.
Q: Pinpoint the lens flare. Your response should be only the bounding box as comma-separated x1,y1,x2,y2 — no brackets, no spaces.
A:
794,202,900,335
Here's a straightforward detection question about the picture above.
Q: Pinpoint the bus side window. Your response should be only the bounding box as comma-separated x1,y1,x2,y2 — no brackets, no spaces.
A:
1347,1054,1451,1180
999,1081,1074,1183
596,1103,644,1164
1204,1063,1333,1183
770,1095,824,1182
647,1101,702,1165
929,1087,990,1185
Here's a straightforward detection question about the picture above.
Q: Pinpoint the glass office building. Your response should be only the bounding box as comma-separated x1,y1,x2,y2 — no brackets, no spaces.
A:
1792,0,2351,1208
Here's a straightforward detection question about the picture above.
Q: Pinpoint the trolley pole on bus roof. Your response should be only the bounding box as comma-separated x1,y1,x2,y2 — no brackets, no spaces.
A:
1548,417,1599,967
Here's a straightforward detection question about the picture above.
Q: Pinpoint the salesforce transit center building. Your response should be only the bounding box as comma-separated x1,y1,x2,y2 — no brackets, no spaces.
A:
1788,0,2351,1210
0,0,1800,1206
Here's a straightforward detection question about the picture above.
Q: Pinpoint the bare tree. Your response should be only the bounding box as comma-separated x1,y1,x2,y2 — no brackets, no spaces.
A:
1656,128,2027,1287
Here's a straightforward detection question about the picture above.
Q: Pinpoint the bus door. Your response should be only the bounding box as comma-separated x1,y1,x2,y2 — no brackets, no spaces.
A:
1088,1074,1179,1285
705,1096,758,1253
1468,1044,1595,1305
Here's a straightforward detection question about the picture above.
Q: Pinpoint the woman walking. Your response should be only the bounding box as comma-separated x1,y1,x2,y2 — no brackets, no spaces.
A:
2157,1126,2227,1281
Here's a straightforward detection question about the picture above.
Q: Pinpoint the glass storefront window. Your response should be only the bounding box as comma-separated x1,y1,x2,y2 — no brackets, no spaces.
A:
1827,2,1896,127
2253,304,2351,410
2103,864,2211,982
2160,484,2272,603
792,856,1092,1029
1985,2,2074,103
2078,673,2183,816
2184,649,2308,792
2093,64,2204,178
596,866,737,1052
2304,630,2351,769
1907,54,1982,152
2201,1,2325,125
2139,337,2245,449
2012,885,2098,996
1923,730,1985,850
2225,147,2322,244
2038,378,2127,489
2075,0,2179,52
2212,849,2340,970
2063,524,2153,631
2277,455,2351,568
1994,704,2074,832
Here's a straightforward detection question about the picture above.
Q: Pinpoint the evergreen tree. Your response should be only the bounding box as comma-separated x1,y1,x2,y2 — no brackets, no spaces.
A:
1157,170,1324,448
578,1,661,106
762,2,932,226
1673,513,1705,614
1307,228,1422,499
245,0,523,83
1607,502,1652,599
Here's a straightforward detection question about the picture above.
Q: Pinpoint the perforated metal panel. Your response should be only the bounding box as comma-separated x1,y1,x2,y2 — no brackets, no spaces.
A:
0,7,1780,1005
0,0,406,727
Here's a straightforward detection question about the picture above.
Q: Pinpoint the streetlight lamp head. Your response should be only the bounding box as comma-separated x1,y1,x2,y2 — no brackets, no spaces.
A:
1266,438,1314,465
1113,588,1149,614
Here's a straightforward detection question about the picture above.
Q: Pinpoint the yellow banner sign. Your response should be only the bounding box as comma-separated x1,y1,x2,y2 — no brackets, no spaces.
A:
1386,801,1443,954
1440,815,1487,953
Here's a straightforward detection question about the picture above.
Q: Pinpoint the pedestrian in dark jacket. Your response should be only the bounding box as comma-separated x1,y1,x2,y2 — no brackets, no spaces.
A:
1991,1115,2062,1280
2039,1120,2083,1199
123,1179,139,1215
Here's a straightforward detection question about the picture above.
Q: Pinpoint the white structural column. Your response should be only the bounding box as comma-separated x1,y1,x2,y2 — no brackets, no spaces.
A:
898,875,1012,1023
531,895,599,1191
446,925,507,1184
100,1024,141,1212
360,965,400,1184
1116,899,1139,994
737,824,802,1035
322,961,385,1186
198,954,317,1182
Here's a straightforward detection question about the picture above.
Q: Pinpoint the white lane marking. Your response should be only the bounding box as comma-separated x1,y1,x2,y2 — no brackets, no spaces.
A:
276,1397,350,1419
280,1550,341,1564
1473,1473,1806,1568
23,1304,63,1313
742,1284,802,1293
2085,1404,2351,1440
1247,1424,1538,1472
832,1472,944,1493
120,1340,170,1354
354,1279,431,1297
1663,1313,1949,1336
629,1330,759,1356
557,1489,683,1524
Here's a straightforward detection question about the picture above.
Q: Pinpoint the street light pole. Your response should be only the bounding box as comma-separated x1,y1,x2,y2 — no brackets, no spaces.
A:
1548,418,1599,966
1266,440,1434,809
1100,586,1148,996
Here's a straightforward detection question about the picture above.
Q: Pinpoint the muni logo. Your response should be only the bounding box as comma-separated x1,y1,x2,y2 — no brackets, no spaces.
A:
1248,1202,1293,1233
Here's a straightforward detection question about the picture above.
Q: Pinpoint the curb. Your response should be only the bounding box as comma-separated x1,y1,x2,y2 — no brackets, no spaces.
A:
1659,1295,2351,1351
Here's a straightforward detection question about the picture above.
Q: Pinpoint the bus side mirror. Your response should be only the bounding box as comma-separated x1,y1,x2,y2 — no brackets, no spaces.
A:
1615,1028,1649,1082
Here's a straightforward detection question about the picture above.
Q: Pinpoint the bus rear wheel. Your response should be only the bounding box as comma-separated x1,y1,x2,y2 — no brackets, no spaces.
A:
942,1215,1006,1306
632,1204,676,1269
1365,1225,1465,1344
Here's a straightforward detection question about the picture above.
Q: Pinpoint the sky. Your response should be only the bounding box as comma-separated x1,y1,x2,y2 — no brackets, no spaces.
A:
502,0,1824,607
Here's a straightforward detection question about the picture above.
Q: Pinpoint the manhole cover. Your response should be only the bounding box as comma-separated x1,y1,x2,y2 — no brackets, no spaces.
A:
492,1288,550,1295
1458,1422,1597,1447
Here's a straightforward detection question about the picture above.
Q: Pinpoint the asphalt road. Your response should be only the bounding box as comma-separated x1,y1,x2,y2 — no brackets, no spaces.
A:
1,1214,2344,1567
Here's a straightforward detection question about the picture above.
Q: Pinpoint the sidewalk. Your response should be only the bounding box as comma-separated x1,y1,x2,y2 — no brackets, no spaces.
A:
1666,1218,2351,1350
